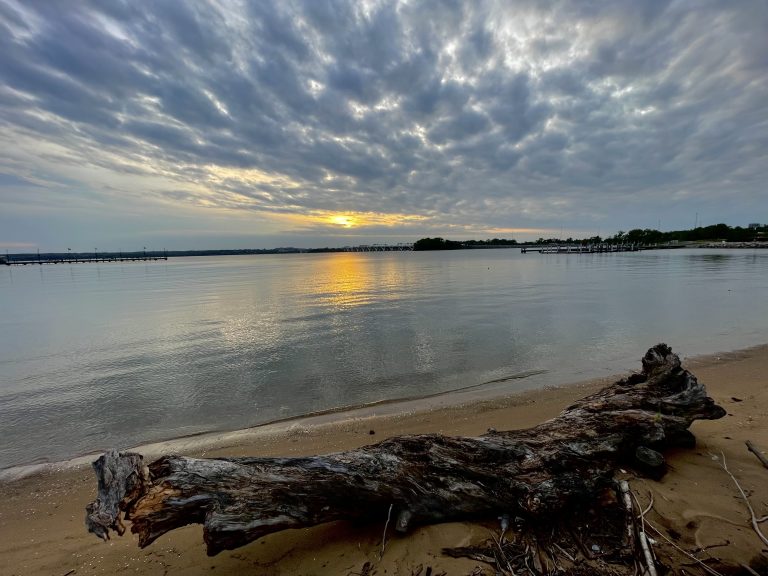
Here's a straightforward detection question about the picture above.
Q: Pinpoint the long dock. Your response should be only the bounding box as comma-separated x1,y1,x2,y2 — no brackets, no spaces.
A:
2,255,167,266
520,244,641,254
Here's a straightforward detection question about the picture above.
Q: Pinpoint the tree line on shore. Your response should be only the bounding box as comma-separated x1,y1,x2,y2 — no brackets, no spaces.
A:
412,237,525,250
413,223,767,251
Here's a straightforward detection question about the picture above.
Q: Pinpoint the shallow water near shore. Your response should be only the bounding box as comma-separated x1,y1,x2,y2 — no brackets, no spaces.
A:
1,248,767,470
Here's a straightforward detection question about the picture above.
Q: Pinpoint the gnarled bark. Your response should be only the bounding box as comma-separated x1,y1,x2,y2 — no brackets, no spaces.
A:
86,344,725,556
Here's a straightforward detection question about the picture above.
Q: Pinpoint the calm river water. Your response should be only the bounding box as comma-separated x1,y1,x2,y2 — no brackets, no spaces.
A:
1,248,767,470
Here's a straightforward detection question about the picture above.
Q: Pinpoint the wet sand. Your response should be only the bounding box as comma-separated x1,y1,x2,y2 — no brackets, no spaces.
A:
2,345,768,575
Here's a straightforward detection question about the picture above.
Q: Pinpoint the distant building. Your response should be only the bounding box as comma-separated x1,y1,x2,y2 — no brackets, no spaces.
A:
748,223,762,229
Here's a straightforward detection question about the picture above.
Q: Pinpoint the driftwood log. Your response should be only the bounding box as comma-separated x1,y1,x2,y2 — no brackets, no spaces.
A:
86,344,725,556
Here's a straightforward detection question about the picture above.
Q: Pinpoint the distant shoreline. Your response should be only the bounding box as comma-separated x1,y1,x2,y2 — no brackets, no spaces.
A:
3,241,766,262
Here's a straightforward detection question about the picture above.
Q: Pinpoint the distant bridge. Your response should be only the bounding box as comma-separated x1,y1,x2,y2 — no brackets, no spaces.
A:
343,243,414,252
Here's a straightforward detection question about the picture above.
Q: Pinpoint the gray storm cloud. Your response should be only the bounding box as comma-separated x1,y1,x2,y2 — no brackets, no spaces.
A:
0,0,766,244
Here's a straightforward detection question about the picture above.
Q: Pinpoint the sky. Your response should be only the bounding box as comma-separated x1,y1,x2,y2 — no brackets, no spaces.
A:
0,0,766,251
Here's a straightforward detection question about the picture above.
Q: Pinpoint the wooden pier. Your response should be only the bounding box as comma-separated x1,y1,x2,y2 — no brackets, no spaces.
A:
520,244,641,254
2,254,167,266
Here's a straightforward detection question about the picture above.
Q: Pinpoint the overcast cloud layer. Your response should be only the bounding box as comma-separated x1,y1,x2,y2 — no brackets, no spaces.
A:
0,0,766,249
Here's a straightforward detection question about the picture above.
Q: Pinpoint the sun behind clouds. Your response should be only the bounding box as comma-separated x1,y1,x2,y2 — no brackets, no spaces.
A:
329,214,357,228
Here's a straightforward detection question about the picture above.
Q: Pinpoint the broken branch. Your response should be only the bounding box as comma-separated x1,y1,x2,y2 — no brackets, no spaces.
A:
746,440,768,470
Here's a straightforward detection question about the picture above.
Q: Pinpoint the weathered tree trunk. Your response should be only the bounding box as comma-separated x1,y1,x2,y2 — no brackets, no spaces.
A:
86,344,725,556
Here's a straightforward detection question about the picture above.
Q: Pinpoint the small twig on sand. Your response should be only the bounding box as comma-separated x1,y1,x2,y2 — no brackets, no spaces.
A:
347,562,373,576
547,546,561,573
746,440,768,470
380,503,393,560
638,491,654,519
569,527,594,560
631,489,658,568
489,531,515,575
644,521,725,576
717,451,768,547
692,540,730,553
553,542,575,563
620,480,657,576
531,536,546,574
637,525,658,575
619,481,637,555
740,564,761,576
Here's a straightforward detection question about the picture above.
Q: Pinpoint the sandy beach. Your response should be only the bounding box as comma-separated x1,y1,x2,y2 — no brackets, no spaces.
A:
2,345,767,575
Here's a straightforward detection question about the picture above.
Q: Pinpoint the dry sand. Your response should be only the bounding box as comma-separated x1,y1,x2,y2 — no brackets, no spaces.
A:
1,345,767,575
